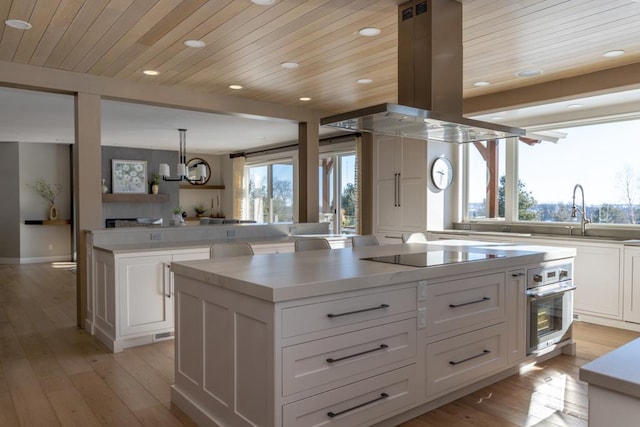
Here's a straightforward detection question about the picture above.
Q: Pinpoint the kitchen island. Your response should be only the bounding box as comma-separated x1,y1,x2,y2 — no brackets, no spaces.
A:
170,240,576,427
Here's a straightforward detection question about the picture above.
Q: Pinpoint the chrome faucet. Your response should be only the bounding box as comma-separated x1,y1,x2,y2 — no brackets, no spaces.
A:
571,184,590,236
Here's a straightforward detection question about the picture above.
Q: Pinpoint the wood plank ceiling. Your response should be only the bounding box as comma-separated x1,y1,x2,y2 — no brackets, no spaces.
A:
1,0,640,114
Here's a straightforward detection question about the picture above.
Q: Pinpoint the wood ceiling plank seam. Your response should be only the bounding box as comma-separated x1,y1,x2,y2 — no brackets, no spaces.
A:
114,0,246,81
162,0,392,88
0,0,37,62
251,43,397,103
183,5,395,93
193,1,395,84
73,0,159,73
28,0,85,67
156,0,337,87
86,0,184,75
466,19,640,73
58,0,135,71
465,1,636,49
42,0,110,69
12,0,62,65
124,0,243,75
255,49,396,105
136,0,206,46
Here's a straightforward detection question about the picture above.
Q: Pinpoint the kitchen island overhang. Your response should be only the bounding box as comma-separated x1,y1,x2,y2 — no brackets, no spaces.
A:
170,240,576,302
170,240,576,427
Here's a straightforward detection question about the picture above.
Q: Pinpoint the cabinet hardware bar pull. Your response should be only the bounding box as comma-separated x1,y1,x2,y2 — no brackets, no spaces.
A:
449,349,491,366
449,297,490,308
394,173,398,206
397,172,401,206
327,393,389,418
384,235,402,239
511,272,525,277
326,344,389,363
327,304,389,318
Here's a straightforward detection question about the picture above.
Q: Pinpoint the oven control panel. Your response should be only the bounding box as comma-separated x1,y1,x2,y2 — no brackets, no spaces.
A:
527,263,572,288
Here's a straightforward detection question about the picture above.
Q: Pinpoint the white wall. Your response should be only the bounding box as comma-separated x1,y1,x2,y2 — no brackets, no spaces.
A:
19,142,72,262
426,141,456,230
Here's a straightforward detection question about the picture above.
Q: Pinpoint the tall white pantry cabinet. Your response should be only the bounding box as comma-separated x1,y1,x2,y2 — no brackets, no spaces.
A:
374,135,428,243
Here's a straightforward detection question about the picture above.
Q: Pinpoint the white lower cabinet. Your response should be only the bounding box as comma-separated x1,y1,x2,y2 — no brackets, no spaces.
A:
623,247,640,323
92,248,209,352
426,323,507,398
282,365,416,427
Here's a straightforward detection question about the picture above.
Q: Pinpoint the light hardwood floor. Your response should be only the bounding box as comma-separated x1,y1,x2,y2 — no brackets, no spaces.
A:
1,263,638,426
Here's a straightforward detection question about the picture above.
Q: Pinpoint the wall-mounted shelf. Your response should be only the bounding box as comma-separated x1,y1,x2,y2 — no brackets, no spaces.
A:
24,219,72,225
102,193,169,203
179,184,225,190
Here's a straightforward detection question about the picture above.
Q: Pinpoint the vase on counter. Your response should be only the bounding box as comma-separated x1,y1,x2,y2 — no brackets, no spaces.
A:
151,184,159,195
48,204,58,221
102,178,109,194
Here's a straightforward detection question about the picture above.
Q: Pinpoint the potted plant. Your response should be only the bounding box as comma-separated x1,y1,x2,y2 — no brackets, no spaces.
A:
149,174,160,195
194,204,209,217
29,178,62,220
171,206,185,226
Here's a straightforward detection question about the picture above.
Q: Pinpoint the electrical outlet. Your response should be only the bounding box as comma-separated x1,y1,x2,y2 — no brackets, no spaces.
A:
289,226,297,235
462,224,471,230
150,232,162,241
226,229,236,237
501,226,511,232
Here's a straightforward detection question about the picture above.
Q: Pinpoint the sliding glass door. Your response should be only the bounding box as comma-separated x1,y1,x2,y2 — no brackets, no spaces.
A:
318,152,357,234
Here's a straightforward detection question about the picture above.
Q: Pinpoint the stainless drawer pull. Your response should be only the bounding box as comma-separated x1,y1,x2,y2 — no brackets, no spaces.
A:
327,392,389,418
326,344,389,364
327,304,389,318
449,297,490,308
384,235,402,239
449,349,491,366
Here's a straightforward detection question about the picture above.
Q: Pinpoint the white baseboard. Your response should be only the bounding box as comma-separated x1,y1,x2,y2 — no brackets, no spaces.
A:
575,313,640,333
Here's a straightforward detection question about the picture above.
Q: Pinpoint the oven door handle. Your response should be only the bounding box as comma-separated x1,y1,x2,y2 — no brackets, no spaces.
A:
527,284,576,299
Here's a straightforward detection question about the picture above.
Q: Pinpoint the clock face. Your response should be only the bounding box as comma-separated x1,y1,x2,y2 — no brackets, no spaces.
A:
431,157,453,190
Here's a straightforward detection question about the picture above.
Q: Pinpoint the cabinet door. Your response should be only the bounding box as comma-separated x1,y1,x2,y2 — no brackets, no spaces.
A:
573,245,622,318
375,137,401,229
624,248,640,323
118,254,173,336
507,269,527,365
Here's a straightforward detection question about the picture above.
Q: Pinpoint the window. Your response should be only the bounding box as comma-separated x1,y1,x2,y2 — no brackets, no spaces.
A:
465,118,640,226
319,152,358,233
518,120,640,224
466,140,506,220
244,160,293,223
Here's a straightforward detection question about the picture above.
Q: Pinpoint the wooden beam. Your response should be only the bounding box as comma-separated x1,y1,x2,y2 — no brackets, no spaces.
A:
297,122,319,223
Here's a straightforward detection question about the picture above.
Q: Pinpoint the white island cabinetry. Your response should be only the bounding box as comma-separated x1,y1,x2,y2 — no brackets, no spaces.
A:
170,243,575,427
92,247,209,352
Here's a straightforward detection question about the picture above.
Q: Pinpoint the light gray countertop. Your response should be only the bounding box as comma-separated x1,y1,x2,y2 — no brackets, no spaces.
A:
580,337,640,399
94,234,352,254
171,240,575,302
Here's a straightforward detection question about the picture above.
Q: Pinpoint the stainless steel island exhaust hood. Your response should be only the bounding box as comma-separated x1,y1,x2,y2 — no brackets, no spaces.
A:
321,0,525,143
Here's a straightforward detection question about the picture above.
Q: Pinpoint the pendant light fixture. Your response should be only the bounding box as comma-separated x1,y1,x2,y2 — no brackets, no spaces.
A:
159,129,207,184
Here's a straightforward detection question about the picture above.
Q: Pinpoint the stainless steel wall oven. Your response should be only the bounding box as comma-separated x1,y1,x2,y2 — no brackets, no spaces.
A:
526,262,575,355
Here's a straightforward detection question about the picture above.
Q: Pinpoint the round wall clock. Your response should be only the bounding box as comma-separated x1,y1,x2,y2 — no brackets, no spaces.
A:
431,156,453,190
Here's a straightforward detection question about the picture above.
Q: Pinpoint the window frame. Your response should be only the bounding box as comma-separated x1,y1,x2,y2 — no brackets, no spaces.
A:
243,154,296,224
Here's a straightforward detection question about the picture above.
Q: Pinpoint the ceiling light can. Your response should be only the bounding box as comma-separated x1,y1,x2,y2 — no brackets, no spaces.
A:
358,27,381,37
184,39,206,48
516,69,543,78
603,50,624,58
229,85,243,90
299,97,311,102
281,62,299,69
143,70,160,76
251,0,275,5
357,78,373,84
474,81,491,87
5,19,32,30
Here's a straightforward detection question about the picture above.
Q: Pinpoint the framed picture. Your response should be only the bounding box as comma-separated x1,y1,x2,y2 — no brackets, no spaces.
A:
111,159,147,194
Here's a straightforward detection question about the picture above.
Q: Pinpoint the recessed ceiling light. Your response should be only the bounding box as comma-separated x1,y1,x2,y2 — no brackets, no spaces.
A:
184,39,206,48
516,69,543,78
358,27,381,37
229,84,243,90
567,103,583,108
603,50,625,58
143,70,160,76
491,116,504,120
299,97,311,102
251,0,275,4
281,62,299,69
5,19,32,30
474,81,491,87
357,78,373,84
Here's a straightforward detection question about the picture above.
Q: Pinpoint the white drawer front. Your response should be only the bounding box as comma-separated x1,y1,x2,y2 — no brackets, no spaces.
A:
426,323,507,398
282,287,416,338
282,318,416,396
427,272,505,337
282,365,416,427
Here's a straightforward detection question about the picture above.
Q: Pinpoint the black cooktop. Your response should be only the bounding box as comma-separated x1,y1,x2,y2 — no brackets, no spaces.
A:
362,251,505,268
